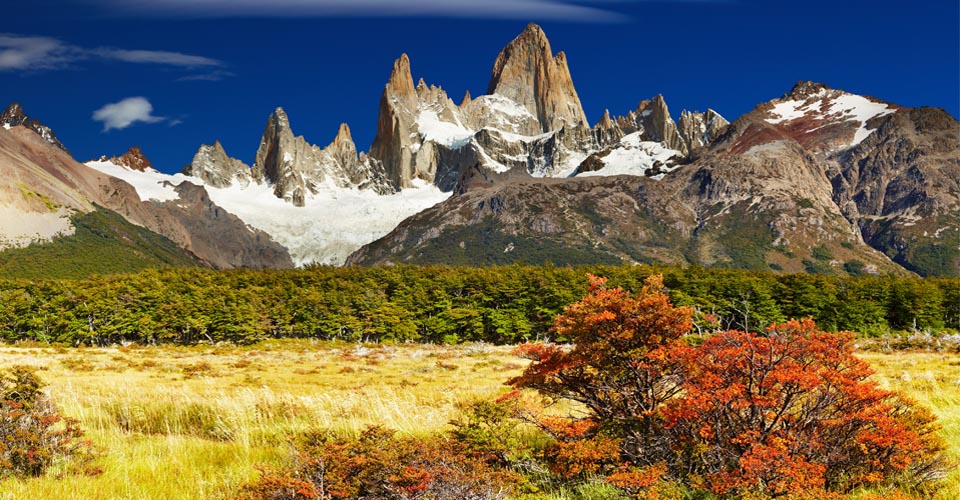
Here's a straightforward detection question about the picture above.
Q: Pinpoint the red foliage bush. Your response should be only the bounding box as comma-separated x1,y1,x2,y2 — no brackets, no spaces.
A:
237,425,519,500
0,366,95,479
512,275,951,498
663,319,947,496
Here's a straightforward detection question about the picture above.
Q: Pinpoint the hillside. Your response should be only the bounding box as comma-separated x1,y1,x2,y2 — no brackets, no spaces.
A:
0,207,203,279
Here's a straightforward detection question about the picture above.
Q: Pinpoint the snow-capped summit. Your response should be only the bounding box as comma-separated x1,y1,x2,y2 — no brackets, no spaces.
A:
761,81,898,152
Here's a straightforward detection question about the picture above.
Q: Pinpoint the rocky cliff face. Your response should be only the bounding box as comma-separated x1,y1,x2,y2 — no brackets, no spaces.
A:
486,23,589,134
368,54,425,189
183,141,252,188
678,109,729,153
2,103,69,152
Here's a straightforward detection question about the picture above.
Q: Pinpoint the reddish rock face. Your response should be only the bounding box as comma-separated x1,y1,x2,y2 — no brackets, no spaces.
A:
111,146,154,172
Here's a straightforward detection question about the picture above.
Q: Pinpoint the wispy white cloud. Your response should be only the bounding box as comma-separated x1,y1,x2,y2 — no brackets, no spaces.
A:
94,49,223,67
88,0,637,22
0,34,78,71
0,33,226,74
93,97,166,131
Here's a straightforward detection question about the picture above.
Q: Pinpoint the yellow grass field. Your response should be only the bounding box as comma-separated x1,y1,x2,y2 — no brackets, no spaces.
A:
0,342,956,499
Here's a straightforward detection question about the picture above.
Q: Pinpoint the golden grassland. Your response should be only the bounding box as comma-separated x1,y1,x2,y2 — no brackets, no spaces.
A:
0,341,956,500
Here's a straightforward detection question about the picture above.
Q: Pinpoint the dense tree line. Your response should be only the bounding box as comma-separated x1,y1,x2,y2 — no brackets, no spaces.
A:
0,265,956,346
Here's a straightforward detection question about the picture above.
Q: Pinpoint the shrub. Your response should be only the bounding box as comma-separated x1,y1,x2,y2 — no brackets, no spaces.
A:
0,366,95,478
664,319,948,497
237,425,520,500
511,275,952,498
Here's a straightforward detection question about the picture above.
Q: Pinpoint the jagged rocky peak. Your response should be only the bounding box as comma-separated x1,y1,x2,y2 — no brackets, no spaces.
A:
593,109,625,147
387,53,417,101
634,95,685,154
183,140,252,189
1,102,69,152
1,103,27,127
326,123,359,170
607,94,728,157
487,23,589,134
332,123,353,146
110,146,154,172
678,109,730,153
369,53,436,189
460,90,473,107
252,106,306,203
253,107,394,205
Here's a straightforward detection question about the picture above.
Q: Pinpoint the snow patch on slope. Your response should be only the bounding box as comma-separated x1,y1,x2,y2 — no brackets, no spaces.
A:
416,109,474,148
84,160,449,266
578,133,681,180
203,180,448,267
85,160,182,202
765,90,896,147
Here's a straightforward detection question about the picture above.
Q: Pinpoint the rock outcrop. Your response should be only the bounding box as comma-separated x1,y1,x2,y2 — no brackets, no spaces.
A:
183,141,252,188
1,103,69,152
614,95,686,154
593,109,624,148
107,146,154,172
678,109,729,153
368,54,423,189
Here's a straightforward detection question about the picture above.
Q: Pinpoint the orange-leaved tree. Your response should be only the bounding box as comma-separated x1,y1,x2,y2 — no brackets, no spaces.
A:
512,275,951,498
511,274,695,478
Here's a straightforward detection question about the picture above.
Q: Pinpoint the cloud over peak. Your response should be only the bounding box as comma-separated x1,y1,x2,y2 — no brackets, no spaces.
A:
93,97,166,131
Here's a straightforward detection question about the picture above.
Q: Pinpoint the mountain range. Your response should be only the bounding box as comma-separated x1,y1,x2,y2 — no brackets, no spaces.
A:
1,23,957,277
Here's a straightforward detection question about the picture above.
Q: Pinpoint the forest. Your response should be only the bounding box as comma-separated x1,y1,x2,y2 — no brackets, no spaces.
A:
0,264,956,346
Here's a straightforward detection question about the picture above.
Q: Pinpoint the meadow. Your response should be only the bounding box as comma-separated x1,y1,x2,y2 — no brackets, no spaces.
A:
0,341,956,499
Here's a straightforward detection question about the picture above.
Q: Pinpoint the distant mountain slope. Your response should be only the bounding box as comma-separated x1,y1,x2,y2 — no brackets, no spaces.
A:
0,207,204,279
350,82,960,277
0,117,294,271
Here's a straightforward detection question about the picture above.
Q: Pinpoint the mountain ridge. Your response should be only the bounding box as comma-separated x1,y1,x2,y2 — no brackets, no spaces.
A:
1,24,956,276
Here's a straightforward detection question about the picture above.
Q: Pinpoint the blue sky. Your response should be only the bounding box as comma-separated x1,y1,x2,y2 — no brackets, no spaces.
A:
3,0,958,173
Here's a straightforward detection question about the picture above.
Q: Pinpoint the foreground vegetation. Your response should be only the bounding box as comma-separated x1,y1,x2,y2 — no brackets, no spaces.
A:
0,276,958,499
0,342,956,499
0,265,956,346
0,340,528,499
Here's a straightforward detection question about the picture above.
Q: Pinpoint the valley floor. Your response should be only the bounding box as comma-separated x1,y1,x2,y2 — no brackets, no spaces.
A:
0,341,956,499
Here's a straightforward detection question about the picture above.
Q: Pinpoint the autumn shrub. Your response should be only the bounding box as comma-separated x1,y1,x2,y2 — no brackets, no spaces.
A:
511,275,952,498
0,366,95,478
237,425,520,500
